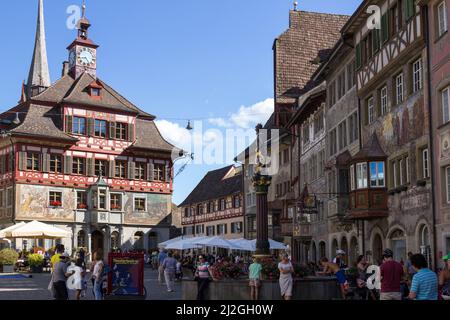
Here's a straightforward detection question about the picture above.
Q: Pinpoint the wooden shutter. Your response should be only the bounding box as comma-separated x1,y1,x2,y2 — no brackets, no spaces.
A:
355,43,362,69
0,155,4,174
109,122,116,139
147,163,154,181
109,160,115,178
87,118,94,137
65,115,73,133
18,151,26,171
127,123,135,142
64,155,73,174
164,165,171,182
128,161,135,180
381,13,389,43
405,0,415,21
42,153,50,173
372,30,380,53
87,158,95,176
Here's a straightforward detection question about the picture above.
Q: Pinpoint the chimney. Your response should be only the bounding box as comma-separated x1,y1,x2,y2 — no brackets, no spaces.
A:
62,61,69,77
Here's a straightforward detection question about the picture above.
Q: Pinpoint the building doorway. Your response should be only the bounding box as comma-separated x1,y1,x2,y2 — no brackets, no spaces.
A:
373,234,383,265
91,230,104,256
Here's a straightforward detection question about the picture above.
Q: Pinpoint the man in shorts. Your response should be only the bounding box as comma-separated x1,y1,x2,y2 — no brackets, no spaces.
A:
318,257,348,299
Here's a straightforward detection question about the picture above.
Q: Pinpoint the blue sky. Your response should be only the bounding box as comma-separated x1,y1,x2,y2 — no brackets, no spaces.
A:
0,0,360,205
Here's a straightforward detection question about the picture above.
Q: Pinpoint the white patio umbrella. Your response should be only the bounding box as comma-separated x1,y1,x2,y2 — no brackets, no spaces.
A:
249,239,287,250
158,236,209,248
0,222,26,238
10,220,72,239
193,236,242,250
165,240,203,250
229,238,254,251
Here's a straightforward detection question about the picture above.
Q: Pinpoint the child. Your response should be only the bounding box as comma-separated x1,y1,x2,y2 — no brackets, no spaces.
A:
318,257,348,299
248,257,263,300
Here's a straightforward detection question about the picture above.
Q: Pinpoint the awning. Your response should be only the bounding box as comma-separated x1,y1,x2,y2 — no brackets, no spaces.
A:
9,221,72,239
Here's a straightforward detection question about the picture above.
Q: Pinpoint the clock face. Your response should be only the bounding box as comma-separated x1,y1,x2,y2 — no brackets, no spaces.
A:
77,47,96,67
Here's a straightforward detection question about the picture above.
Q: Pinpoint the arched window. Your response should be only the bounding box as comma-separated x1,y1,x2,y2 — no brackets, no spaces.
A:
373,234,383,265
331,239,338,258
350,237,359,266
341,237,349,265
419,225,431,265
390,229,406,263
77,230,86,248
134,231,144,251
311,242,317,263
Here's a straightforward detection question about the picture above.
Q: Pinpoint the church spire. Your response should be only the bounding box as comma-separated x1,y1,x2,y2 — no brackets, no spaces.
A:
26,0,51,99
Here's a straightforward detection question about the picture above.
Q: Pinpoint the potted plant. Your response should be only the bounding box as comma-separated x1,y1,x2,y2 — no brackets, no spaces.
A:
28,254,44,273
0,248,19,273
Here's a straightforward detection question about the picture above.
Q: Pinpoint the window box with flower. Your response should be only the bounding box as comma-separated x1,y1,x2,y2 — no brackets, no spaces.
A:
77,203,88,210
50,201,62,208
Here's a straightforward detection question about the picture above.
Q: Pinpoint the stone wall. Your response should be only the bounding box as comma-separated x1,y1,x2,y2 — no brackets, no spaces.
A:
181,277,341,300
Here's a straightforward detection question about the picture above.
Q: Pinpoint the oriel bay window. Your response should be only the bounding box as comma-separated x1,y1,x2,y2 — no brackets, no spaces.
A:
348,133,388,220
153,164,165,181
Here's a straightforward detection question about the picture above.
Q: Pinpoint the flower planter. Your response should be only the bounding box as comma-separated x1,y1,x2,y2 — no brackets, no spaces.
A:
2,265,14,273
31,265,43,273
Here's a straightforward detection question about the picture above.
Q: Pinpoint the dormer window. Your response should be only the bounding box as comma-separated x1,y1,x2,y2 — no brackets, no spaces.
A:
88,81,103,99
91,88,101,96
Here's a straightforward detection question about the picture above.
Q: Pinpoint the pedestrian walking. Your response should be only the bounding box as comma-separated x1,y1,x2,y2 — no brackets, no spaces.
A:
408,254,438,300
439,253,450,300
52,253,75,300
92,251,104,300
195,255,212,300
278,254,294,300
249,257,262,300
162,251,177,292
158,249,168,284
175,258,183,281
379,249,404,300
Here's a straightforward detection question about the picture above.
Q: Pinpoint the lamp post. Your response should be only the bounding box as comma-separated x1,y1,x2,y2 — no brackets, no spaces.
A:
252,124,272,257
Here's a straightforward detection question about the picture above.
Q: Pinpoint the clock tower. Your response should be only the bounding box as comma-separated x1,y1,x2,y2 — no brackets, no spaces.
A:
67,2,98,79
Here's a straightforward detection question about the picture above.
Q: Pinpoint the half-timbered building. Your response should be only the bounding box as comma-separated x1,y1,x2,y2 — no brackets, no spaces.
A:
0,1,176,255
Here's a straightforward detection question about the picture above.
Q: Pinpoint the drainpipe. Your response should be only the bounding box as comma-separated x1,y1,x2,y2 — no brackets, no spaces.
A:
357,87,366,255
423,5,438,271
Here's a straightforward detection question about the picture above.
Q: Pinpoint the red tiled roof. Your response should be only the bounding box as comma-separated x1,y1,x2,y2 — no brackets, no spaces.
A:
274,10,349,103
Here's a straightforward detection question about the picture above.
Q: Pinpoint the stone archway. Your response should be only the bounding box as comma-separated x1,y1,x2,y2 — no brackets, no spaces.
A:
372,233,383,265
91,230,104,257
331,238,338,258
134,231,144,251
350,236,359,267
340,236,349,265
319,241,326,259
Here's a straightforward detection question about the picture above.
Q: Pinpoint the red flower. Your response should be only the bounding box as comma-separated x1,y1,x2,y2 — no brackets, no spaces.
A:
50,201,62,207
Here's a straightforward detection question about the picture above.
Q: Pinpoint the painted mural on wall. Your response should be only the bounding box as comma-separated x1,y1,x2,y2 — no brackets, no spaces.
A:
124,193,170,225
16,184,75,221
367,97,427,154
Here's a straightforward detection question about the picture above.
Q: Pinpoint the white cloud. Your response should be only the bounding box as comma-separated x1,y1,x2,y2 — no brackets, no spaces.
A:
208,98,274,129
